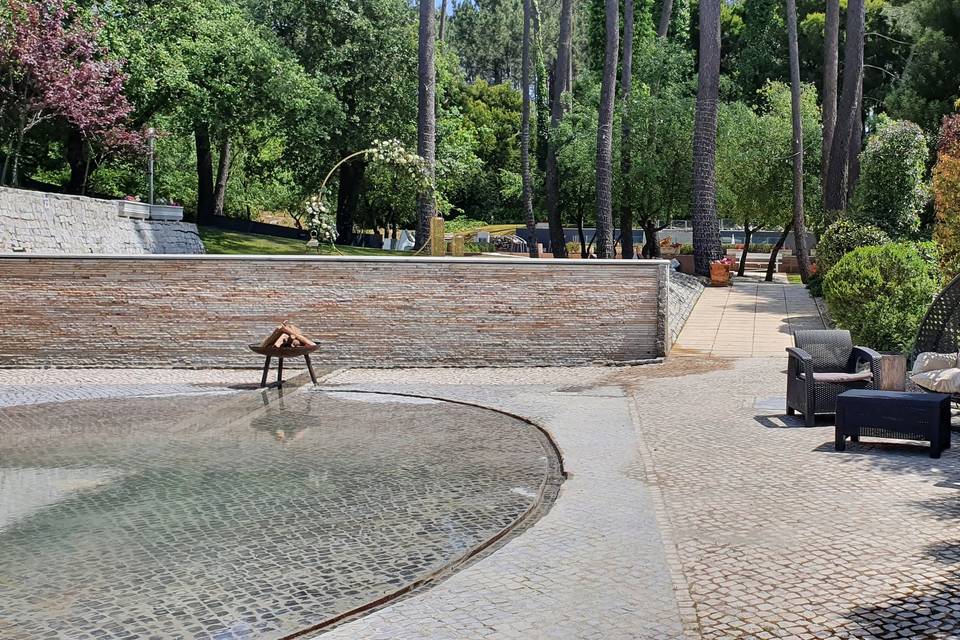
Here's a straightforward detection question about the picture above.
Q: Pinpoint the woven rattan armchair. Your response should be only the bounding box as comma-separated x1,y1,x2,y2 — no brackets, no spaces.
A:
786,330,882,426
912,273,960,363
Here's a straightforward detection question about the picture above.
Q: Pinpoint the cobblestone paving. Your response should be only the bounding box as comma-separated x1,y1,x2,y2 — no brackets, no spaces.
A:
0,368,284,407
0,372,558,639
319,370,691,640
631,357,960,639
327,361,960,640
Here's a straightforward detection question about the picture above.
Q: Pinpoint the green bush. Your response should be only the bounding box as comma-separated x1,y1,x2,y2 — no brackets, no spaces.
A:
849,119,929,239
805,273,824,298
815,219,890,275
823,242,941,352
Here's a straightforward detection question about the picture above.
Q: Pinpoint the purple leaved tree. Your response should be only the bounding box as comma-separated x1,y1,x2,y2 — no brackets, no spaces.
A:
0,0,141,187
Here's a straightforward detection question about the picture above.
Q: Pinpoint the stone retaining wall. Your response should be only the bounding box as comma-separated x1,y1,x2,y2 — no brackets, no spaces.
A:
668,271,705,345
0,187,203,254
0,255,670,368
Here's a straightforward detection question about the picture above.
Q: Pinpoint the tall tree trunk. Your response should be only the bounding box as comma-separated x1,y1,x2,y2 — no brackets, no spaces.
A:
65,127,87,194
212,134,232,218
846,76,863,203
821,0,840,194
691,0,723,276
619,0,635,260
657,0,674,38
577,209,587,258
766,222,792,282
545,0,573,258
738,224,753,277
786,0,812,283
438,0,448,41
824,0,865,214
415,0,437,250
521,0,539,257
336,160,365,245
642,219,663,258
195,123,214,223
595,0,619,259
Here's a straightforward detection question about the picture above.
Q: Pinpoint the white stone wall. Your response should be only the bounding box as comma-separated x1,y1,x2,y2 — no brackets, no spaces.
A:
0,187,204,254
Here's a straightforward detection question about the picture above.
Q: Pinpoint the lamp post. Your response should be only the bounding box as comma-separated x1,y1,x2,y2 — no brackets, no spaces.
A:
146,127,157,205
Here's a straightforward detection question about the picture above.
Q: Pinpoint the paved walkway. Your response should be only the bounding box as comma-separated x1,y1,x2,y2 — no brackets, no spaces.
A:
7,332,960,640
673,279,826,358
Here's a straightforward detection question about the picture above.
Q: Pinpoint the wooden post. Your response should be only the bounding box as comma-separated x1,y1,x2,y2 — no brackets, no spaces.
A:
430,216,446,256
879,354,907,392
452,235,465,257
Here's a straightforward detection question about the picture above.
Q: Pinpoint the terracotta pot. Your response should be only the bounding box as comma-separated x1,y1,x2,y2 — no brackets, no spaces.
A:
710,262,731,287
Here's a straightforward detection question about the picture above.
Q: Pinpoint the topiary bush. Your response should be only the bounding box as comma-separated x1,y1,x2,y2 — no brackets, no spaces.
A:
815,218,890,275
849,119,929,239
823,242,941,353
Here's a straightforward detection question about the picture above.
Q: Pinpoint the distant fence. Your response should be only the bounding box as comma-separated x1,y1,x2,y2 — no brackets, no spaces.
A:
0,255,672,368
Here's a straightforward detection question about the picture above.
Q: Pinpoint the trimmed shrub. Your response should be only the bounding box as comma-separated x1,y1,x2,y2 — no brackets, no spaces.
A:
823,242,940,353
849,119,929,239
815,218,890,275
933,114,960,279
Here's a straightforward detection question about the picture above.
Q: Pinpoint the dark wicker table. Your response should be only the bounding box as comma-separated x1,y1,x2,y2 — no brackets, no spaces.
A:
836,390,951,458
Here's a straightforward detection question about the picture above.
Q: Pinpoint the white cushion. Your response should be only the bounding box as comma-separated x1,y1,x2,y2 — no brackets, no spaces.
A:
912,352,960,375
910,367,960,393
800,371,873,384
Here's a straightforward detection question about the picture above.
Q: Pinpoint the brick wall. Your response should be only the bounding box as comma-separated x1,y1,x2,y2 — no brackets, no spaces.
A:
0,255,670,368
0,187,204,255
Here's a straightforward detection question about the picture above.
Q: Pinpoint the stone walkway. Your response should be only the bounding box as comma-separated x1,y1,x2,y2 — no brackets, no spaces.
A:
6,299,960,640
673,280,826,358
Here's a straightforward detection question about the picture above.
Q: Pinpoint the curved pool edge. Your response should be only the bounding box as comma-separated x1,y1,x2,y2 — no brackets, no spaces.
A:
284,387,566,639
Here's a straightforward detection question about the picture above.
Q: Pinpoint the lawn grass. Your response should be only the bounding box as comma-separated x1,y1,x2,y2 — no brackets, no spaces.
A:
787,274,803,284
199,227,407,256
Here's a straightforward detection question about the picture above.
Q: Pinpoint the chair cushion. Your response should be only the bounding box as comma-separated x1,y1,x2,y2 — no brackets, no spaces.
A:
911,352,960,375
799,370,873,384
910,367,960,394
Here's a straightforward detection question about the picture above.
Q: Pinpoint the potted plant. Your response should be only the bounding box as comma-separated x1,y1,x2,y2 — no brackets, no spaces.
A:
118,195,150,219
710,256,735,286
150,198,184,221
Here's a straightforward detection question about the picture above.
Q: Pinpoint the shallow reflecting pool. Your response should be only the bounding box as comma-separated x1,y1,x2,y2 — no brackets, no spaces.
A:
0,383,561,639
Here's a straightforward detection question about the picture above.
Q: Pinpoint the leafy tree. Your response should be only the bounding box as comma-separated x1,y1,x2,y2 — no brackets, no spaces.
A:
887,0,960,133
620,39,695,258
555,86,599,257
0,0,140,186
933,115,960,279
849,118,928,239
448,0,523,85
246,0,417,240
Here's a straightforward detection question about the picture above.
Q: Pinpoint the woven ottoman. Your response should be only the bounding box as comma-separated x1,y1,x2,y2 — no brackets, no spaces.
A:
835,390,951,458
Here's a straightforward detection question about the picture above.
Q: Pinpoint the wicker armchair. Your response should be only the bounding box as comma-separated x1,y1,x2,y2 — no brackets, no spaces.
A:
786,330,882,426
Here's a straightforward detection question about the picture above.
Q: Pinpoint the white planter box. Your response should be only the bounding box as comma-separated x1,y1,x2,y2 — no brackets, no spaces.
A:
149,205,184,221
118,201,150,219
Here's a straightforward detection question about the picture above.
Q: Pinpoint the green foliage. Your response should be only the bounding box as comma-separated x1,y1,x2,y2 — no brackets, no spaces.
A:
816,218,891,275
849,119,929,239
823,242,941,352
886,0,960,132
933,115,960,279
716,81,822,234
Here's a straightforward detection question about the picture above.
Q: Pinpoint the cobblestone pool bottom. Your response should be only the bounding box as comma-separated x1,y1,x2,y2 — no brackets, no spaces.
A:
0,382,561,639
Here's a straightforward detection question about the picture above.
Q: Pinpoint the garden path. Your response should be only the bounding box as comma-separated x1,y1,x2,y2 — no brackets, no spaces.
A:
673,279,826,358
